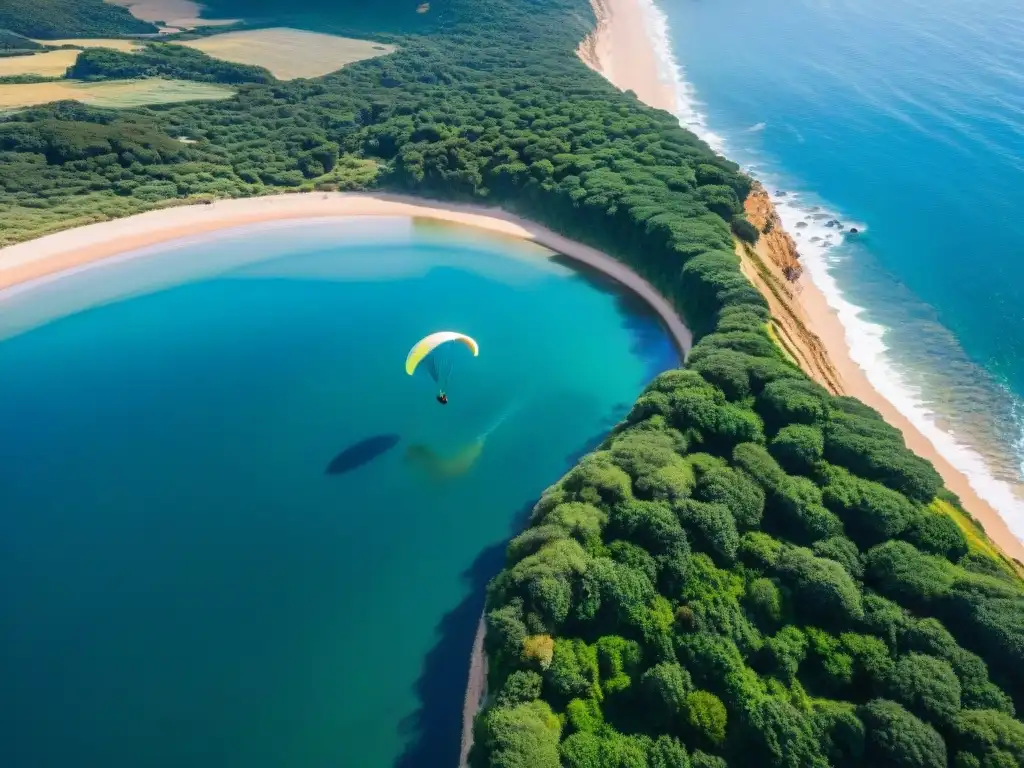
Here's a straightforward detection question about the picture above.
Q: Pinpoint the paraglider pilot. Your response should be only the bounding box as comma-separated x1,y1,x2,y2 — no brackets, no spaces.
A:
406,331,478,407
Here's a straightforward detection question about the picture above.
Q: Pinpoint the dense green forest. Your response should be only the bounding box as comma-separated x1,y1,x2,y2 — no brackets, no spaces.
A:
0,29,42,51
68,44,276,85
0,0,156,39
2,0,1023,765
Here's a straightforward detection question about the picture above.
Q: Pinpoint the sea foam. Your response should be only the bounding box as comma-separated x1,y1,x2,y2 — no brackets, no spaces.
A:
638,0,1024,541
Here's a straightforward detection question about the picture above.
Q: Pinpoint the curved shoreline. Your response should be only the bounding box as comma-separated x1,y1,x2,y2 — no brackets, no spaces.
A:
0,192,693,359
0,193,694,768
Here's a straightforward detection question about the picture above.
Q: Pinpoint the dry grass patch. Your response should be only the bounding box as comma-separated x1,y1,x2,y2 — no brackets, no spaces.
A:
182,28,396,80
0,78,234,109
1,40,143,78
0,50,82,78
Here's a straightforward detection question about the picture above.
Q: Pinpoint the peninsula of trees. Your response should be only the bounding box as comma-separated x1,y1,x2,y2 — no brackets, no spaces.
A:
1,1,1022,766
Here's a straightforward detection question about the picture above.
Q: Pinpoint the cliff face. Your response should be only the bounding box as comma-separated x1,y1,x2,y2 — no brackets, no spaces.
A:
745,181,802,281
735,183,844,395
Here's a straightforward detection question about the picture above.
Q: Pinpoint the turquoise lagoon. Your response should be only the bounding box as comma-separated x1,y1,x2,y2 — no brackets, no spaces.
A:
0,217,678,768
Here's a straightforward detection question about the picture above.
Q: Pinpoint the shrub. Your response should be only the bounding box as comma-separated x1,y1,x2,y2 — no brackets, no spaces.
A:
858,699,947,768
684,690,728,746
731,215,760,244
769,424,824,475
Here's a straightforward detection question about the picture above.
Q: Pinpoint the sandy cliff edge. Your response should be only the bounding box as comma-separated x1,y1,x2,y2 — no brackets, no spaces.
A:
577,0,1024,563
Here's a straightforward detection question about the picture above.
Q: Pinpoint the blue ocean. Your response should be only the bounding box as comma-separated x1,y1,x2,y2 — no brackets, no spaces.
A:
650,0,1024,538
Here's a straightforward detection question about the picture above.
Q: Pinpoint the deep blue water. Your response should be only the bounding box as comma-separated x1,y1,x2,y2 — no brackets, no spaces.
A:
653,0,1024,535
0,217,678,768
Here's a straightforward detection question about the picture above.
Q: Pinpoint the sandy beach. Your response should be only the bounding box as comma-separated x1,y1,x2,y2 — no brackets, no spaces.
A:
579,0,1024,563
0,193,692,358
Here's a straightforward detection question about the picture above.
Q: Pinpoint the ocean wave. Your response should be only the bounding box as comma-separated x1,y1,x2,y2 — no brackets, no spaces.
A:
641,0,1024,540
636,0,725,154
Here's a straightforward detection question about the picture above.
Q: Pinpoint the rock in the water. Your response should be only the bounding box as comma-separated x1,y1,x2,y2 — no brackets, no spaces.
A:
849,227,859,234
825,220,836,228
775,190,788,197
795,221,808,228
810,236,822,242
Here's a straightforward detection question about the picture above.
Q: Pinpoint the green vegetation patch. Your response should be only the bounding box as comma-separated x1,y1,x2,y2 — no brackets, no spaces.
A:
0,0,157,39
0,29,43,52
69,43,276,85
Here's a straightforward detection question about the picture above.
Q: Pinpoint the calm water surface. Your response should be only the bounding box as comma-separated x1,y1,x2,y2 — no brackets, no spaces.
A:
0,217,678,768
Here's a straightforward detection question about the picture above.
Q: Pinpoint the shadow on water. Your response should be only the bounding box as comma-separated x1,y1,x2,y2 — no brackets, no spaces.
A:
391,415,631,768
615,294,682,380
325,434,401,475
393,499,534,768
551,254,683,377
565,406,632,465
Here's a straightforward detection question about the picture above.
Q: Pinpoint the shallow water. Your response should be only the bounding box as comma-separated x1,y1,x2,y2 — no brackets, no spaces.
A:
653,0,1024,538
0,217,678,768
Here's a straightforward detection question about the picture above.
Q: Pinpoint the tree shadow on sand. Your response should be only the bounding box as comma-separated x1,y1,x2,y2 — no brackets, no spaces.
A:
391,419,628,768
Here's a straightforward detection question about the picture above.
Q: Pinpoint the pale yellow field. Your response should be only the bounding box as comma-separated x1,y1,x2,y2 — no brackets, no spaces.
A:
0,79,234,109
0,40,144,78
30,39,142,52
105,0,238,30
181,28,396,80
0,50,82,78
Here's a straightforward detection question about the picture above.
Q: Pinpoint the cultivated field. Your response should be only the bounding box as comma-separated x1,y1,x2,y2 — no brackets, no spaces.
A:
1,41,143,78
105,0,238,30
181,28,396,80
0,78,234,109
0,50,82,77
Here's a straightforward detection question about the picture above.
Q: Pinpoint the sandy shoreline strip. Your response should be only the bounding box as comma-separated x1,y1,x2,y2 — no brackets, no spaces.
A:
579,0,1024,563
0,192,692,357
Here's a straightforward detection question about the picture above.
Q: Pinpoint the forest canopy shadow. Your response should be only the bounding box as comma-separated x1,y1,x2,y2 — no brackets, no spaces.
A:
325,433,400,475
392,500,533,768
392,413,629,768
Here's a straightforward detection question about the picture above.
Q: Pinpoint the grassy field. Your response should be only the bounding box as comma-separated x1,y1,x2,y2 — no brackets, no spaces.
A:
0,50,82,77
1,40,143,77
931,497,1024,577
181,28,395,80
0,78,234,109
105,0,238,29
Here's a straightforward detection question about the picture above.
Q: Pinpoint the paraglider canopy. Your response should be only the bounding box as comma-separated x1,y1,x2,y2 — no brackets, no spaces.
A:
405,331,479,400
405,331,479,376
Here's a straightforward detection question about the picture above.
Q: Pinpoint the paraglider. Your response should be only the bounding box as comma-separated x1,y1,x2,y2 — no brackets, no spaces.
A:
405,331,478,404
